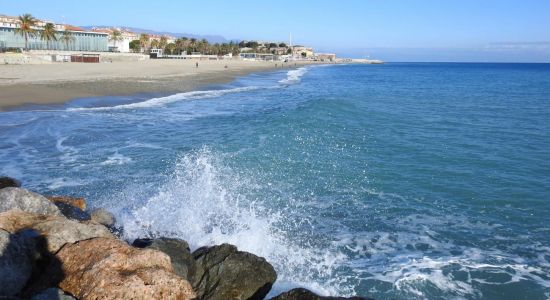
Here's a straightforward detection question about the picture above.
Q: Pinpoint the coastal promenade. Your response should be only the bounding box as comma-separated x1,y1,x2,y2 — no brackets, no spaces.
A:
0,59,320,111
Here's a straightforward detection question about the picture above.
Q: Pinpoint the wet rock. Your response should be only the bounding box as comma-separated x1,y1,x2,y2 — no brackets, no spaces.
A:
0,188,61,216
55,237,195,300
0,177,21,189
0,210,114,253
192,243,276,300
46,196,86,211
53,202,91,221
90,208,116,227
0,229,33,297
270,288,373,300
132,237,196,281
31,288,75,300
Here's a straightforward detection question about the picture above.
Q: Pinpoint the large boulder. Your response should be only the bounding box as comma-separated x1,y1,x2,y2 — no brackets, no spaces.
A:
0,177,21,189
0,229,33,297
0,188,61,216
132,237,196,281
192,243,277,300
0,210,114,253
54,238,195,300
46,196,86,211
90,208,116,227
270,288,373,300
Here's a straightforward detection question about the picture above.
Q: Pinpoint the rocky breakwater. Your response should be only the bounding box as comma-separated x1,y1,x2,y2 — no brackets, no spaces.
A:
0,177,372,300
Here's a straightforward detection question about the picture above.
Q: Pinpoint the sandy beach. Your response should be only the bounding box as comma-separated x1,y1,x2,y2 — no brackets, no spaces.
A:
0,59,315,111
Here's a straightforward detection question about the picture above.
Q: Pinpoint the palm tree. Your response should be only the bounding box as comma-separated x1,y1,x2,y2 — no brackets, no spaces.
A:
60,31,75,50
165,42,176,55
190,38,197,52
109,29,123,51
159,36,168,49
14,14,37,51
175,37,188,54
139,34,150,52
40,22,57,50
200,38,209,54
150,39,159,49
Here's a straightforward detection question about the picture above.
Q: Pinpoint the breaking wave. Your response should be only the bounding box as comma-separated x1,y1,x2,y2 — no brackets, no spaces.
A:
68,67,309,111
117,147,351,297
279,67,308,84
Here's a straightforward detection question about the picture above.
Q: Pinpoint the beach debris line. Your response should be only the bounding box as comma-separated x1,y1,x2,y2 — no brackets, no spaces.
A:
0,177,372,300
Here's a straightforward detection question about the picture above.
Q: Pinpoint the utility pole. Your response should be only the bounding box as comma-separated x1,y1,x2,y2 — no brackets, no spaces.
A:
289,32,293,60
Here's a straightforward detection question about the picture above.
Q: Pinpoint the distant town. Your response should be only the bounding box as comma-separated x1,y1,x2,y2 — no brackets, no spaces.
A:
0,13,355,63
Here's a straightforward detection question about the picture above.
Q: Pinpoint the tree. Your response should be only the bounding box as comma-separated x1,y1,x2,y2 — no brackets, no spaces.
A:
279,43,287,48
150,39,159,49
175,37,188,54
198,38,209,54
129,39,141,52
159,36,168,49
269,43,278,49
189,38,197,52
14,14,37,51
139,34,150,52
60,31,75,50
109,29,123,49
301,52,307,58
40,22,57,50
165,42,176,55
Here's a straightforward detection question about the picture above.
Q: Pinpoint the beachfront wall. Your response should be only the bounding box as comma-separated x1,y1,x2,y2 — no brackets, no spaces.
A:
0,27,108,51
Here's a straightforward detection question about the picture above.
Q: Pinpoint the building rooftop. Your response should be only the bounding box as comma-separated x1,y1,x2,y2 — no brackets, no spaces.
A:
64,24,85,32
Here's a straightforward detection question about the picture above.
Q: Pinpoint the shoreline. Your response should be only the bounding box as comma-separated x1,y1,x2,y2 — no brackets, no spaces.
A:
0,60,321,111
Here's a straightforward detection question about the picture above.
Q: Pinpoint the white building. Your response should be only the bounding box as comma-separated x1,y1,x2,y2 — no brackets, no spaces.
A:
1,15,108,51
92,27,138,53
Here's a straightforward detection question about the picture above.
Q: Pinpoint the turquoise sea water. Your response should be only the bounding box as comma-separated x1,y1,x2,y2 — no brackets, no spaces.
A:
1,63,549,299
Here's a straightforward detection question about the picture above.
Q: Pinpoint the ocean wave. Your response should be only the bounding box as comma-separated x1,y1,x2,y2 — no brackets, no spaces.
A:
67,86,262,111
336,212,550,299
116,146,350,297
67,67,309,111
279,67,308,84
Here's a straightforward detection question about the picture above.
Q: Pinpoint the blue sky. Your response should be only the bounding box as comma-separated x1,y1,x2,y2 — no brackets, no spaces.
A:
3,0,550,62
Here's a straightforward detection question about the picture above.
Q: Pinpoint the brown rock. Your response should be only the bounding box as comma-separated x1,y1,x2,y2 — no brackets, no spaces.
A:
46,196,86,211
55,238,195,300
0,210,114,253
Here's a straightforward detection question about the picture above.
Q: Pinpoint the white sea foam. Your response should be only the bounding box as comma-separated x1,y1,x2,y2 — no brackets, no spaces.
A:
117,147,350,297
279,67,308,84
55,136,79,163
336,210,550,299
67,68,308,111
67,86,261,111
100,152,132,166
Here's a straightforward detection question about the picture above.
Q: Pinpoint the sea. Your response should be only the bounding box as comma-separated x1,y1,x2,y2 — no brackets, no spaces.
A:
1,63,549,300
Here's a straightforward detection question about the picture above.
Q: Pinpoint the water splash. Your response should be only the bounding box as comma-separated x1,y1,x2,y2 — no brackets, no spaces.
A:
119,146,351,296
